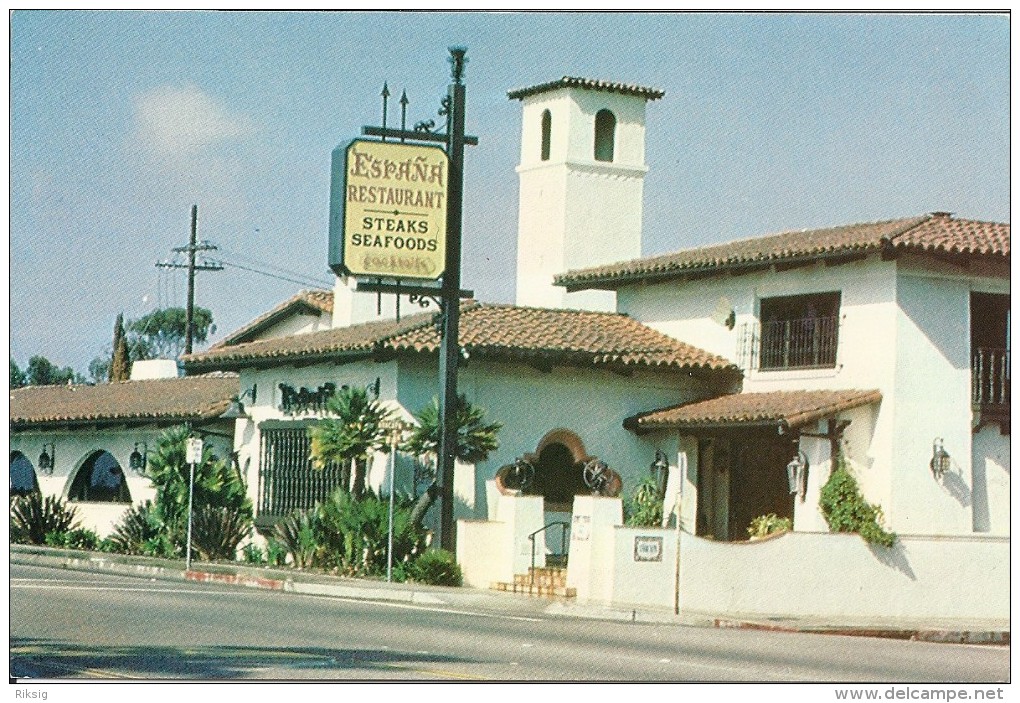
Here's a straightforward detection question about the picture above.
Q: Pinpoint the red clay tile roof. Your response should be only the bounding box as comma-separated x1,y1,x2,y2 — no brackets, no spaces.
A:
508,76,665,101
214,289,333,347
183,302,737,375
625,389,882,434
556,213,1010,290
10,375,239,429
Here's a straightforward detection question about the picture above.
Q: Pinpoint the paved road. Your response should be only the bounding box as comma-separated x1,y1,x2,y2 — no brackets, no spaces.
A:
9,563,1009,681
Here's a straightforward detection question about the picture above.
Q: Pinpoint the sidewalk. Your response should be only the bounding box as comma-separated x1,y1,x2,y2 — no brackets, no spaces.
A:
10,544,1009,645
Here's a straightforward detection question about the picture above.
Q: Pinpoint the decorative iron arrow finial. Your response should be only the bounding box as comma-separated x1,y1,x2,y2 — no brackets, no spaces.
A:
381,82,390,141
448,46,467,84
399,90,409,143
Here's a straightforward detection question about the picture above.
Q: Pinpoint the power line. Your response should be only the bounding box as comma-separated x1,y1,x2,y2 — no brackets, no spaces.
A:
215,244,333,289
214,258,332,289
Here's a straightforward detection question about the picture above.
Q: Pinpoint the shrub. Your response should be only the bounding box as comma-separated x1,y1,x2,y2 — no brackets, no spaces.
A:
274,510,320,569
190,504,253,562
265,539,288,567
623,476,663,527
819,466,896,547
108,501,169,556
242,543,265,565
747,514,792,539
10,493,79,545
44,527,101,551
408,549,462,587
315,488,428,576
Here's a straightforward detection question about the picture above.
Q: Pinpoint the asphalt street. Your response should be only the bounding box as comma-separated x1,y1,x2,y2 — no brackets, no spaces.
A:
9,563,1010,681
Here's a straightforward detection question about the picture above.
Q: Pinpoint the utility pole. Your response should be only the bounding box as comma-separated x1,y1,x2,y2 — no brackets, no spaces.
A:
156,205,223,355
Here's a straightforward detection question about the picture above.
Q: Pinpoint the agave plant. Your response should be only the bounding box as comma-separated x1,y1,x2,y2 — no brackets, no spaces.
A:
308,386,394,499
10,493,79,545
274,509,320,569
190,504,252,562
108,500,170,556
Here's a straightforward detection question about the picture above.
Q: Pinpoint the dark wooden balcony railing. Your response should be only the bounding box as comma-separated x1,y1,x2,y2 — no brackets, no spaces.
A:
759,316,839,371
972,347,1010,407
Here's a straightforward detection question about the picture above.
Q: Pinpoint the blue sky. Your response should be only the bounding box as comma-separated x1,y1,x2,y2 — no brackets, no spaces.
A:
10,11,1009,374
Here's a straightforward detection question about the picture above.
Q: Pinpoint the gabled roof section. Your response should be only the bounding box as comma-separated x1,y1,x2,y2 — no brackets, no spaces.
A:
556,213,1010,291
214,289,333,347
624,389,882,434
508,76,665,101
183,301,737,375
10,375,239,430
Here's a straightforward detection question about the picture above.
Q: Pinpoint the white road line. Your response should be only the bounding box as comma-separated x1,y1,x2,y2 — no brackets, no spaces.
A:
292,592,545,622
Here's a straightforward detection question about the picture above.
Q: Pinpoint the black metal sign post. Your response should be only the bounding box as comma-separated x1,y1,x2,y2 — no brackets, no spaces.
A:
341,48,476,553
436,47,468,553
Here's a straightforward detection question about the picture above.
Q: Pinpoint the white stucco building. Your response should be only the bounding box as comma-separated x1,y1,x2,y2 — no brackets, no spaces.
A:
10,369,237,536
557,213,1010,540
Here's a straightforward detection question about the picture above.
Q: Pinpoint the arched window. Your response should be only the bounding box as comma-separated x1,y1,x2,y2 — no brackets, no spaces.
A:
540,109,552,161
594,109,616,162
68,450,131,503
10,451,39,496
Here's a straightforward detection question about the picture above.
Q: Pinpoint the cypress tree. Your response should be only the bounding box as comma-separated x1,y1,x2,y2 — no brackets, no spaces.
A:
109,313,130,382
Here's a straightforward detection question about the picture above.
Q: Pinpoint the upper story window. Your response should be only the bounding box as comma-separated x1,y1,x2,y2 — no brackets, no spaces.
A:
758,292,841,371
971,292,1010,411
594,109,616,162
540,109,551,161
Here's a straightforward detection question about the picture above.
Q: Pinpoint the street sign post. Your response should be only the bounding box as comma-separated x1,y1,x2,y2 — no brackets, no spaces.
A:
185,436,203,571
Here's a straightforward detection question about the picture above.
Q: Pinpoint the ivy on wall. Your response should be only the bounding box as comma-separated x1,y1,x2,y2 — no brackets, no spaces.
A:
819,459,897,548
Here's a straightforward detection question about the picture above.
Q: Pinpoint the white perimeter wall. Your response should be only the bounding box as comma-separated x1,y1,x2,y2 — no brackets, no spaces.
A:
602,527,1008,621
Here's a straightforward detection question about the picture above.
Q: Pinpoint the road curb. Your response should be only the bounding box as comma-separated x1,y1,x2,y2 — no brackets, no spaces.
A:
712,618,1010,645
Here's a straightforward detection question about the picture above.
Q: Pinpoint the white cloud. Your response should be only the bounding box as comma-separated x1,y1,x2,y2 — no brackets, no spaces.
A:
130,84,255,160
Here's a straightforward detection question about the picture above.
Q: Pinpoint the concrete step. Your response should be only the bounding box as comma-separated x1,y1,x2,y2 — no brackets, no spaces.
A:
490,580,577,598
513,567,568,588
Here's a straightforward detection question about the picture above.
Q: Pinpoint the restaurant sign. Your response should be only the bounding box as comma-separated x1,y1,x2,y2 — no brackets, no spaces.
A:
329,139,448,281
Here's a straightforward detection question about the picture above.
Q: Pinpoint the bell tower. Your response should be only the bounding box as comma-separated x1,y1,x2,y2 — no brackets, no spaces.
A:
508,77,663,310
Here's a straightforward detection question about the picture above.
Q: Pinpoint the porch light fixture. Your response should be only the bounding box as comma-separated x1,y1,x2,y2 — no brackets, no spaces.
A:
220,386,256,420
931,438,950,479
129,442,148,475
786,450,808,502
650,450,669,498
38,443,55,475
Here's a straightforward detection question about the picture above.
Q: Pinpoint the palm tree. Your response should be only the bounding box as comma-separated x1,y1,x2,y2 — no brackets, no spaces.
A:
308,386,393,499
402,394,502,524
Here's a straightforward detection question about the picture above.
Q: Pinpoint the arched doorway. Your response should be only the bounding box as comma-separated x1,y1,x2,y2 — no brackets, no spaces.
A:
68,450,131,503
524,429,591,513
10,451,39,496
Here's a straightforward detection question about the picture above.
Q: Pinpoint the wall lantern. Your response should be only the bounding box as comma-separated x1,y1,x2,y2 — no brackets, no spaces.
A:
930,438,950,479
37,443,56,475
129,442,148,475
220,386,256,420
650,450,669,499
786,450,808,502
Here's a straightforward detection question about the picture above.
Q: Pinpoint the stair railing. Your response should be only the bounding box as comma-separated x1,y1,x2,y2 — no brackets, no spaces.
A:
528,521,571,587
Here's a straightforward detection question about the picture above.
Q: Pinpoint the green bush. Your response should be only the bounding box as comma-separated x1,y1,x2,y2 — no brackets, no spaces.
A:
10,493,79,545
623,476,663,527
274,510,320,569
408,549,462,587
44,527,101,551
143,426,253,554
315,488,428,576
819,466,896,547
108,501,170,556
747,514,792,539
265,539,288,567
242,543,265,565
190,504,252,562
